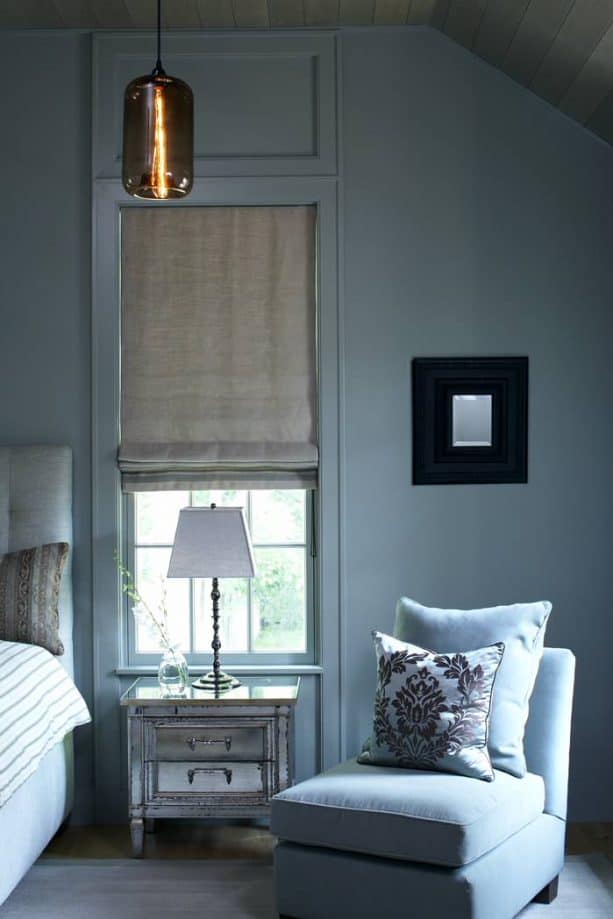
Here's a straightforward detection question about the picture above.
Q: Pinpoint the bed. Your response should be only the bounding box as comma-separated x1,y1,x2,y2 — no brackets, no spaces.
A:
0,445,90,905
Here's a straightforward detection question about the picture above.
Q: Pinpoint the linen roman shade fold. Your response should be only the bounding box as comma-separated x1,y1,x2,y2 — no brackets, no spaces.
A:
119,205,317,491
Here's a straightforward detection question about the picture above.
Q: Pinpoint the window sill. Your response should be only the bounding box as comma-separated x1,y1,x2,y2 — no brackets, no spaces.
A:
115,663,323,676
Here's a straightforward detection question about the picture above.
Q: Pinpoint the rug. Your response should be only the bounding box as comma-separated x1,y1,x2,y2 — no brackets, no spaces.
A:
1,855,611,918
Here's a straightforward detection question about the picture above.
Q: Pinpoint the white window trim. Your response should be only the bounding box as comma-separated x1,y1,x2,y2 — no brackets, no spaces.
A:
92,175,341,820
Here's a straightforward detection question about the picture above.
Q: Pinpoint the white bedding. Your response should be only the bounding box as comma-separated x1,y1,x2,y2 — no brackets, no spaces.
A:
0,640,90,807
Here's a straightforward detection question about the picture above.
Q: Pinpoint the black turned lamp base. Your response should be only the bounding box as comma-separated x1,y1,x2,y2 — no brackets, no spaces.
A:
191,572,243,693
192,671,241,692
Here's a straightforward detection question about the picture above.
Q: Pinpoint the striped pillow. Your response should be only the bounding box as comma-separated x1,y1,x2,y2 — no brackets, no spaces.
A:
0,542,68,655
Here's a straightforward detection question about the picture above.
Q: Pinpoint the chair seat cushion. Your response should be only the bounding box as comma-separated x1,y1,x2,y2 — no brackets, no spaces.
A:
271,758,545,868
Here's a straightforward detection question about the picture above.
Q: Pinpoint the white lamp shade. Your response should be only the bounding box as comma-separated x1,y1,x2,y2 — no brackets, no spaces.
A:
167,507,256,578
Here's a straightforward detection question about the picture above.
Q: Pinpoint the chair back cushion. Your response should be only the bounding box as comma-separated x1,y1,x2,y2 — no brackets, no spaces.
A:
394,596,551,777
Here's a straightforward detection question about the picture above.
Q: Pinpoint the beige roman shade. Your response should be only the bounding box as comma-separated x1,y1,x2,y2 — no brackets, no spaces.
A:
119,205,317,491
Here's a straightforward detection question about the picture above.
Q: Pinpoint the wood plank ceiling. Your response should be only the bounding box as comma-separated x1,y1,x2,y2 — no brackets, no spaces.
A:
3,1,613,145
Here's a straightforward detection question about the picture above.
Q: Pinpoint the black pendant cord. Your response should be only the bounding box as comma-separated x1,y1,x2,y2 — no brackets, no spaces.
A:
211,577,221,685
152,0,165,76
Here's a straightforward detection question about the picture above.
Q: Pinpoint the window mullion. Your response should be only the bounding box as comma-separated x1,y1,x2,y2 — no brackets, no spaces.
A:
125,494,137,663
187,490,193,655
310,487,317,559
247,491,253,653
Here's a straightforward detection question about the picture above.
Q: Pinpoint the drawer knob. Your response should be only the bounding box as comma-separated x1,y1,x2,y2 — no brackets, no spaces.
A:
187,767,233,786
187,735,232,752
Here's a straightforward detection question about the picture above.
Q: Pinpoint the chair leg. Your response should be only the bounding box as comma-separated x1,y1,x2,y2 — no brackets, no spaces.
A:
532,876,559,904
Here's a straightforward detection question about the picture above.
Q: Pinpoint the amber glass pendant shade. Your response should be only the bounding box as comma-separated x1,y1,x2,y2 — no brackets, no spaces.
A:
122,70,193,199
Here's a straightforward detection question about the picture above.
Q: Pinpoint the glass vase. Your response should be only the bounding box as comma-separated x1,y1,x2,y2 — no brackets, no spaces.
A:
158,645,188,697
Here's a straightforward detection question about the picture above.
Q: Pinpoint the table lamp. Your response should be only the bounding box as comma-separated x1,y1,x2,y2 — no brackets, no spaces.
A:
167,504,256,691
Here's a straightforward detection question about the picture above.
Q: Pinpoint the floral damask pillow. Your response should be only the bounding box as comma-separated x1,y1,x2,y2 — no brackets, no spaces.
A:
358,632,504,781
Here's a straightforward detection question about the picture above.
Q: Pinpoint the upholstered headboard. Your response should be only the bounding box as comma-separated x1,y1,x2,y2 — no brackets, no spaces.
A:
0,445,74,675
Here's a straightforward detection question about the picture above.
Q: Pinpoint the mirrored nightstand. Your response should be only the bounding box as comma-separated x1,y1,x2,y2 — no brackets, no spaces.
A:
120,676,300,857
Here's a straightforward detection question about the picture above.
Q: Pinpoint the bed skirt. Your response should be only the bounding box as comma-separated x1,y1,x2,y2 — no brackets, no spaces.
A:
0,733,73,906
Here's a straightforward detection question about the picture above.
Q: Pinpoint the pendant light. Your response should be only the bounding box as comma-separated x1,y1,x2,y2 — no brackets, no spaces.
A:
122,0,194,199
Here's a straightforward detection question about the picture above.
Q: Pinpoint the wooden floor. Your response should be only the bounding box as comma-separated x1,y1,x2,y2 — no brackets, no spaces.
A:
566,823,613,862
43,821,612,863
44,821,275,860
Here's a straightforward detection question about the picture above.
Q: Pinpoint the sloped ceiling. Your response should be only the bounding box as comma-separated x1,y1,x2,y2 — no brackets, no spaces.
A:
3,1,613,144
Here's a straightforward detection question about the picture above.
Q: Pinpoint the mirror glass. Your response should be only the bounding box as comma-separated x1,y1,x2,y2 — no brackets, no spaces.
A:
452,394,492,447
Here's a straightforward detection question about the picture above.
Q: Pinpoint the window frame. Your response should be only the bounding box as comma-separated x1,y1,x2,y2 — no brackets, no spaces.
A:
123,489,318,667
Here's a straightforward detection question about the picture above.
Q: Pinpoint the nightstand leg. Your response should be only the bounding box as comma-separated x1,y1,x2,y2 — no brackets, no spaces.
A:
130,818,145,857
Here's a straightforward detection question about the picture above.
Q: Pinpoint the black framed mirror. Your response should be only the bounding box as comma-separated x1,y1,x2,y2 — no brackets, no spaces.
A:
412,357,528,485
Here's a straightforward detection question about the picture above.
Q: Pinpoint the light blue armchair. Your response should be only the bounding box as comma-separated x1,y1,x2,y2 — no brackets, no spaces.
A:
272,648,575,919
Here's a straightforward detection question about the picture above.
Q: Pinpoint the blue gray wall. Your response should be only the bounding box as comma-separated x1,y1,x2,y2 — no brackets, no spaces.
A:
0,32,95,822
341,29,613,821
1,26,612,821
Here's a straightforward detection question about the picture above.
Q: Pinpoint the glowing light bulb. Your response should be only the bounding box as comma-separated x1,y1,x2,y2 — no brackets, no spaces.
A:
151,85,169,200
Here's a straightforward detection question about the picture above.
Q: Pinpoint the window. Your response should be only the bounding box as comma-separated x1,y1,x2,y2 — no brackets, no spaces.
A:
125,489,314,663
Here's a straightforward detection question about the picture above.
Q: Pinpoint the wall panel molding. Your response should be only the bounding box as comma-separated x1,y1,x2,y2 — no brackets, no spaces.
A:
93,31,337,177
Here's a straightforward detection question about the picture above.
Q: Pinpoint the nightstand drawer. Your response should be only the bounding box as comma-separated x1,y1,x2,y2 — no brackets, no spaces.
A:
150,722,266,762
151,761,267,797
